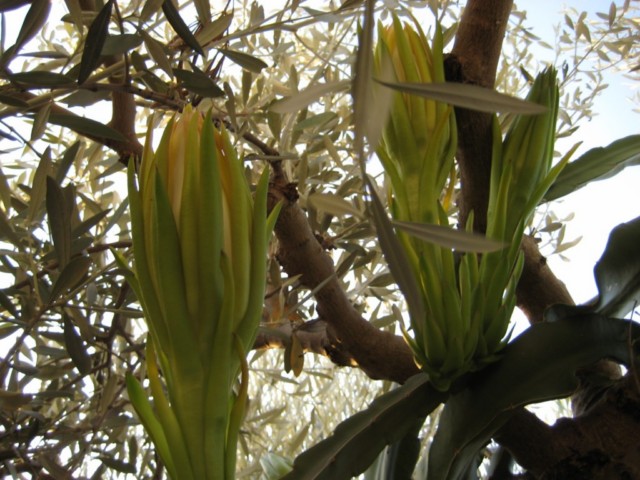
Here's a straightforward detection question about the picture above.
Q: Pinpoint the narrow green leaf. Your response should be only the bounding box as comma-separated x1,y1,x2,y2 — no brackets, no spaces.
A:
218,48,268,73
139,0,164,23
49,255,91,301
392,220,506,252
193,0,211,24
293,112,337,132
365,176,425,326
0,207,20,244
376,80,548,114
196,11,233,45
173,68,225,97
428,315,640,480
0,93,28,107
77,0,113,84
0,1,31,12
11,0,51,55
48,113,127,142
72,208,111,237
9,71,73,87
46,176,72,268
283,374,446,480
544,135,640,201
141,31,173,77
27,147,52,223
162,0,204,56
101,33,142,56
270,80,350,113
591,216,640,317
63,315,92,375
54,141,81,184
308,192,362,218
31,102,51,141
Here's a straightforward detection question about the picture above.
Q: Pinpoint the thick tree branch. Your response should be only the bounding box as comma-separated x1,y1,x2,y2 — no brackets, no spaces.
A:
268,167,419,383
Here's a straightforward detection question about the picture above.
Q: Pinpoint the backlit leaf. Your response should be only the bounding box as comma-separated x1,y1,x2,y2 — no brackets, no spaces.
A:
78,0,113,84
49,113,128,142
162,0,204,56
392,220,506,252
544,135,640,201
270,80,350,113
64,315,92,376
218,48,268,73
377,80,548,114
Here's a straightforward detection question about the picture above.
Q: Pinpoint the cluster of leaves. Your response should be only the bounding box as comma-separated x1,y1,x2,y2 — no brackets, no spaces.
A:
0,0,638,478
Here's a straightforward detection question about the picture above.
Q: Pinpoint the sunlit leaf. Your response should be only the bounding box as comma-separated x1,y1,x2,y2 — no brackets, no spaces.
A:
308,192,362,218
141,31,173,77
196,12,233,45
376,80,548,114
78,0,113,84
270,80,350,113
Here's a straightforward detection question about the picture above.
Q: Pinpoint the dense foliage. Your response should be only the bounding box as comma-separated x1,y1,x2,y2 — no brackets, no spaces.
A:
0,1,639,478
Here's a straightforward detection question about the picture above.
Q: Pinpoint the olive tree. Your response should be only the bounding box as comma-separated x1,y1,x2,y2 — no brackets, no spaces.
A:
0,0,639,478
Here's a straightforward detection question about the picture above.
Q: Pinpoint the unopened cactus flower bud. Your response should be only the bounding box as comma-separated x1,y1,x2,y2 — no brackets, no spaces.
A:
125,105,280,479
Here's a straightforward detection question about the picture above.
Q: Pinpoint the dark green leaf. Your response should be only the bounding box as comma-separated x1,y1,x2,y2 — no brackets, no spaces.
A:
218,48,268,73
365,176,426,325
49,255,91,301
544,135,640,201
27,147,52,223
61,89,111,107
162,0,204,56
0,92,28,107
9,71,73,87
11,0,51,54
0,207,20,244
591,217,640,317
55,141,81,184
46,176,72,268
376,80,548,114
99,456,137,474
48,113,127,142
101,33,142,56
283,374,446,480
72,208,111,237
173,68,224,97
63,315,92,376
77,0,113,84
0,289,18,318
428,315,640,480
0,0,31,12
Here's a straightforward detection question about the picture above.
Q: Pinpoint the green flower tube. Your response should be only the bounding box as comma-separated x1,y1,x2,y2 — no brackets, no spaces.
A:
126,106,280,479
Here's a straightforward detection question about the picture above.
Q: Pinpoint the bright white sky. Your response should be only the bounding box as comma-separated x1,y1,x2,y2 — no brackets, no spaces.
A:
524,1,640,305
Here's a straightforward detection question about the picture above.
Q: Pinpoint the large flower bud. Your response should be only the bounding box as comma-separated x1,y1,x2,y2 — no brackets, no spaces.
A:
126,106,279,479
374,15,456,224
